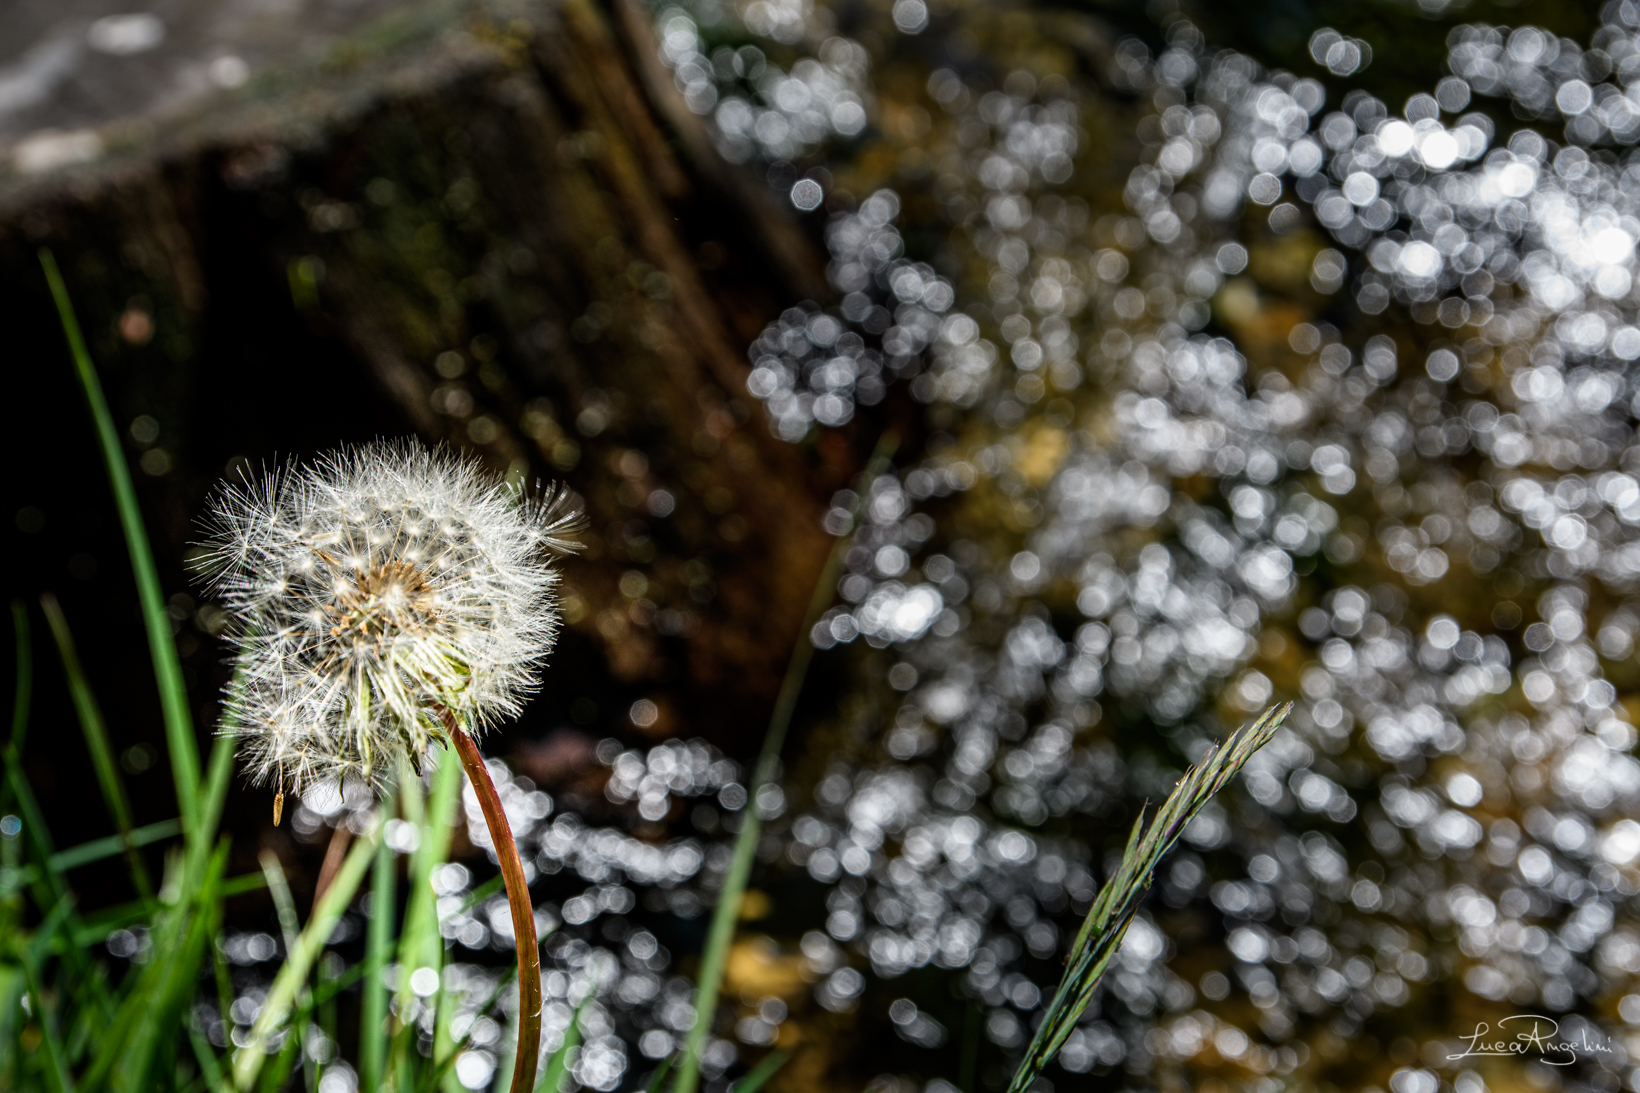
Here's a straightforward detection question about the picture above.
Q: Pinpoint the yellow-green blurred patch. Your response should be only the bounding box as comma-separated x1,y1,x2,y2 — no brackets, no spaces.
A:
724,935,808,1001
1014,423,1071,487
1249,229,1324,294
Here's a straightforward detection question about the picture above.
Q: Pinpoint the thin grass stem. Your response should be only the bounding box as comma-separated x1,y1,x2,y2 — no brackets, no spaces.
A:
209,895,236,1068
6,602,29,770
359,813,396,1093
188,1024,231,1093
1002,702,1290,1093
643,1057,673,1093
232,820,382,1090
196,723,241,858
260,851,301,958
49,818,182,872
0,631,21,956
123,844,229,1093
40,594,153,899
673,433,898,1093
419,968,518,1093
21,943,75,1093
536,982,597,1093
726,1050,786,1093
391,746,461,1086
2,732,112,1017
39,249,200,841
2,603,33,921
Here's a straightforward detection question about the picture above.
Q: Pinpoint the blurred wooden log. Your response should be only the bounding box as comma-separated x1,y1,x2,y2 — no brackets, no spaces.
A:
1,0,837,760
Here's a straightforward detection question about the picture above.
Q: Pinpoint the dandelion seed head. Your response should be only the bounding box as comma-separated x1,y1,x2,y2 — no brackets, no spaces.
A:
196,440,582,794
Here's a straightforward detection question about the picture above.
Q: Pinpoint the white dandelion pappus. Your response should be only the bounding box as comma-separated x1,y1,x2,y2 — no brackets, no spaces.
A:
196,439,581,798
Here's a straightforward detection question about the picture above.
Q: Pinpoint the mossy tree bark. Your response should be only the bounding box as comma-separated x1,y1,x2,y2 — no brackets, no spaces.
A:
2,0,850,839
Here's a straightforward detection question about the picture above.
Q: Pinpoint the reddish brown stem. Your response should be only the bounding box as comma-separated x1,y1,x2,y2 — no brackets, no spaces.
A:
311,822,353,913
449,723,542,1093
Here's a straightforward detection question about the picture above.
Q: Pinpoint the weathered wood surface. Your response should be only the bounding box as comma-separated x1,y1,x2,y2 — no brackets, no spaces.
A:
3,0,845,802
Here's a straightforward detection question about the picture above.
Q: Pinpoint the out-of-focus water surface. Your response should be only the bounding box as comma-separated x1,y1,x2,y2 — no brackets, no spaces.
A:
200,0,1640,1090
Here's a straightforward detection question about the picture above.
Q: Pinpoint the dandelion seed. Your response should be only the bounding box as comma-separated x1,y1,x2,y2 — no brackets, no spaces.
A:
195,439,582,801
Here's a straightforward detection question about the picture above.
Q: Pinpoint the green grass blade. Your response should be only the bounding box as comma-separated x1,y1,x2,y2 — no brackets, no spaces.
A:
40,248,200,841
317,946,341,1093
252,959,369,1093
535,986,596,1093
220,873,270,897
492,1018,519,1093
3,753,65,907
198,718,240,844
413,753,461,1082
189,1025,231,1093
455,874,503,915
27,893,78,971
83,846,201,1091
24,896,82,1089
3,603,40,887
398,753,427,826
39,593,156,899
21,949,76,1093
260,851,301,958
40,595,141,836
5,602,29,769
0,963,25,1089
0,600,72,925
535,1020,580,1093
210,893,236,1042
118,844,228,1093
81,967,159,1090
728,1051,787,1093
256,1001,307,1093
71,898,162,948
2,756,114,1017
50,818,183,873
433,951,461,1093
251,847,308,1093
2,602,30,927
491,912,557,1093
1003,702,1290,1093
232,819,383,1090
644,1058,673,1093
418,968,517,1093
390,748,460,1086
359,818,397,1093
181,718,241,901
674,434,897,1093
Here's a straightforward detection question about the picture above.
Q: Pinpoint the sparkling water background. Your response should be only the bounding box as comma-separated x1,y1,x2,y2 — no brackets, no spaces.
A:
198,1,1640,1090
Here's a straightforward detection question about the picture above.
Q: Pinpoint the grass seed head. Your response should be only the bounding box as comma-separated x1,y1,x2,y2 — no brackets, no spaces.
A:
195,439,581,797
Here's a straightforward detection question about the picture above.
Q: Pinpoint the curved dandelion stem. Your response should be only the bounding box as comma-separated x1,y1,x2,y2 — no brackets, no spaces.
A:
447,715,542,1093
